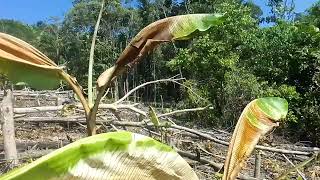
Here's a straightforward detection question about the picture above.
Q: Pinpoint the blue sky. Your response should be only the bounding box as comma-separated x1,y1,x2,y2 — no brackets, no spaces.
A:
254,0,318,16
0,0,73,24
0,0,318,24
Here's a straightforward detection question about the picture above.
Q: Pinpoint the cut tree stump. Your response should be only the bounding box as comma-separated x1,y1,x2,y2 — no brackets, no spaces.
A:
254,150,261,179
0,88,18,167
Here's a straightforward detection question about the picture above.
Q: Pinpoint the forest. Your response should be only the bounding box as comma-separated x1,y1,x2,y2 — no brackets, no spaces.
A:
1,0,320,145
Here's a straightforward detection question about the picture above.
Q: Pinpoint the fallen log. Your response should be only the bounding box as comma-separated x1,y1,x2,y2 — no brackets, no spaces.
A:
14,103,147,116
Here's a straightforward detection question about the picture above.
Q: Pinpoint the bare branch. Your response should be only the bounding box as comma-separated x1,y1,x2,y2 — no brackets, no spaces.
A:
176,150,255,180
196,143,225,160
100,103,147,117
177,149,222,171
276,153,318,180
109,124,119,131
14,105,65,114
170,124,314,156
158,106,213,118
281,154,307,180
114,78,185,104
170,79,209,103
14,103,147,117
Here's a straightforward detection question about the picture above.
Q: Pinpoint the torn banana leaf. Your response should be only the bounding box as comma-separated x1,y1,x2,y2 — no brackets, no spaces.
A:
1,131,198,180
0,33,63,89
97,13,225,88
223,97,288,180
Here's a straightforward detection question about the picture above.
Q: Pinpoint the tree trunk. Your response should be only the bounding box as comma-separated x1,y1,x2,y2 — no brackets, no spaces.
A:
0,88,18,167
133,71,137,103
113,78,118,101
153,58,156,106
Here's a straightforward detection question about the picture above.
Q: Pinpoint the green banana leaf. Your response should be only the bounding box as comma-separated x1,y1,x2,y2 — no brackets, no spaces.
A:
97,13,225,88
0,33,63,89
1,131,199,180
149,106,160,127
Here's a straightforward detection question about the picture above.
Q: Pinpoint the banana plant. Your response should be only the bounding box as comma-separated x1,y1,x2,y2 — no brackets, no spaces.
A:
222,97,288,180
1,16,289,180
0,131,199,180
0,20,288,180
0,13,225,179
0,14,226,136
91,13,226,135
149,106,160,127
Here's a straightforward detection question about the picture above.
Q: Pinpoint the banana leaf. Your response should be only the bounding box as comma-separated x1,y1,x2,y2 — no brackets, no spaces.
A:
1,131,198,180
0,33,63,89
223,97,288,180
97,13,225,88
149,106,160,127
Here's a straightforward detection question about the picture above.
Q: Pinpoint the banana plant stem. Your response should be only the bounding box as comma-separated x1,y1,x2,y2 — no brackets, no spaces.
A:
60,72,91,135
88,0,105,107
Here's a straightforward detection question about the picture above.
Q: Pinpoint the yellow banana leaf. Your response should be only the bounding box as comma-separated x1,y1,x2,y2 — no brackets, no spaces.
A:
223,97,288,180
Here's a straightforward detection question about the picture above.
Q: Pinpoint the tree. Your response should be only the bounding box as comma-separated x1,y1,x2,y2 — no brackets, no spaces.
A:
0,20,38,42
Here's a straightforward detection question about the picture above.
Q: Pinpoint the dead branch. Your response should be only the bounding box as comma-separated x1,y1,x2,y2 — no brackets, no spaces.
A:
100,103,147,117
158,106,213,118
282,154,307,180
177,149,222,171
170,124,315,156
14,105,65,114
276,153,318,180
14,103,147,116
0,90,72,97
196,143,225,160
13,114,26,119
15,116,85,122
114,78,185,104
176,150,256,180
